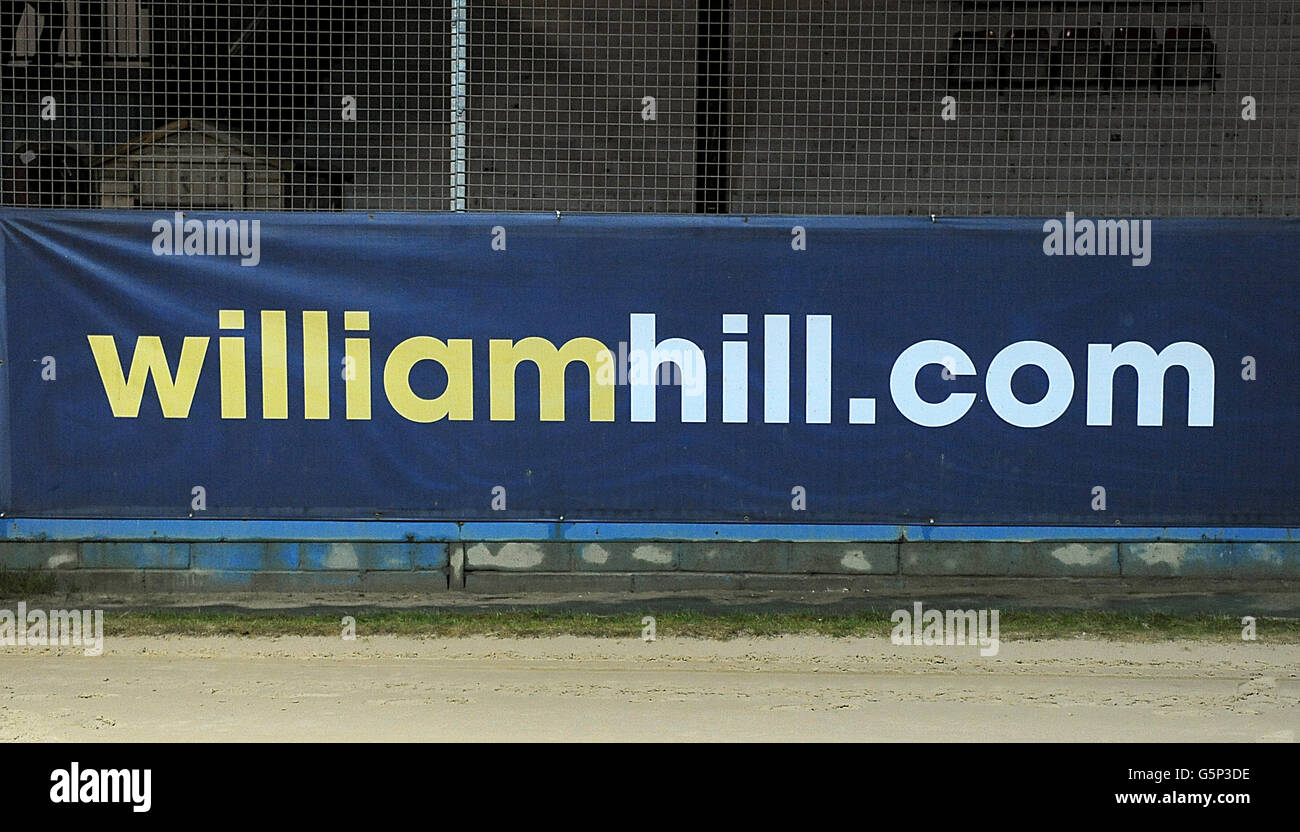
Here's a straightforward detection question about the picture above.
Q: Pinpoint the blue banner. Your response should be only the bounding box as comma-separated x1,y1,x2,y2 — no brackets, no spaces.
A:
1,210,1296,524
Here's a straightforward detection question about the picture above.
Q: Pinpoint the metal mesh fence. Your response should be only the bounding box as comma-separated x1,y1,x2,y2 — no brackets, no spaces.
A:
1,1,1296,215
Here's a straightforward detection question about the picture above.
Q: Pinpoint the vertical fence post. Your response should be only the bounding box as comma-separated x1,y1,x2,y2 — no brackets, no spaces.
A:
450,0,468,211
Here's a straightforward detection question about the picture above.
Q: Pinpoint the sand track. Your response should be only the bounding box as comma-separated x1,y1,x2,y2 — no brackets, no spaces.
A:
1,636,1296,741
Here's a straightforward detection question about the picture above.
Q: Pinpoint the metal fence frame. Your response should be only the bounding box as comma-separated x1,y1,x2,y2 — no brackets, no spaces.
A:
0,1,1295,215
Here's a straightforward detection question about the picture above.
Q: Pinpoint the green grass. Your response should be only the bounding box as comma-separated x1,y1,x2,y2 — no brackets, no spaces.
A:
103,609,1300,642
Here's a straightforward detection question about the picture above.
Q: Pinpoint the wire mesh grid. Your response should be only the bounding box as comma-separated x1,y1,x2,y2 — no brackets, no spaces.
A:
1,1,1296,215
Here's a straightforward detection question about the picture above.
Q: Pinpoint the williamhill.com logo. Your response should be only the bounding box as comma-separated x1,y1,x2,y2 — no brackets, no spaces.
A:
151,213,260,267
85,311,1216,429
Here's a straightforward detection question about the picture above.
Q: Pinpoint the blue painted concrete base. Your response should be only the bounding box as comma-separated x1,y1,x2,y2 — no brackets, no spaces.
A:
1,525,1296,593
4,519,1296,543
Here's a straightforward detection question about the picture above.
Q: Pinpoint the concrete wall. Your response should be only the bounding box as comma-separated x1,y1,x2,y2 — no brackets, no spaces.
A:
3,534,1295,593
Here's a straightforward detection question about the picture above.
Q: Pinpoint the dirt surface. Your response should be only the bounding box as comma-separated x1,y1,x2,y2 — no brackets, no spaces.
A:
1,635,1296,741
42,582,1300,616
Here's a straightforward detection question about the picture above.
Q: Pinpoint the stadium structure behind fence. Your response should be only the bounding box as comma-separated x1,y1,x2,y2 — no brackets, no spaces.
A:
1,1,1296,216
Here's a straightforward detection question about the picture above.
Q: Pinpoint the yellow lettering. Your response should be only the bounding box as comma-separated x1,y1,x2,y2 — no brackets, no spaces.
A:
383,337,474,422
260,311,288,419
87,335,209,418
489,337,614,421
344,311,371,420
303,311,330,419
218,309,246,419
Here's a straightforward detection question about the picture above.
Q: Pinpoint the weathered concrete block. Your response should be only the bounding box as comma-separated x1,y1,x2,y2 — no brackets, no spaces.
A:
677,541,789,573
147,570,369,592
903,542,999,576
465,572,631,593
631,572,742,592
1230,543,1300,577
741,574,890,592
243,571,363,592
53,569,146,593
305,542,447,571
413,543,452,570
0,541,79,570
576,541,676,571
1122,542,1300,577
1121,542,1227,577
80,542,190,569
361,570,449,592
1013,542,1119,576
191,543,296,571
788,542,898,574
296,542,414,571
464,541,571,571
144,570,253,592
902,542,1118,577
